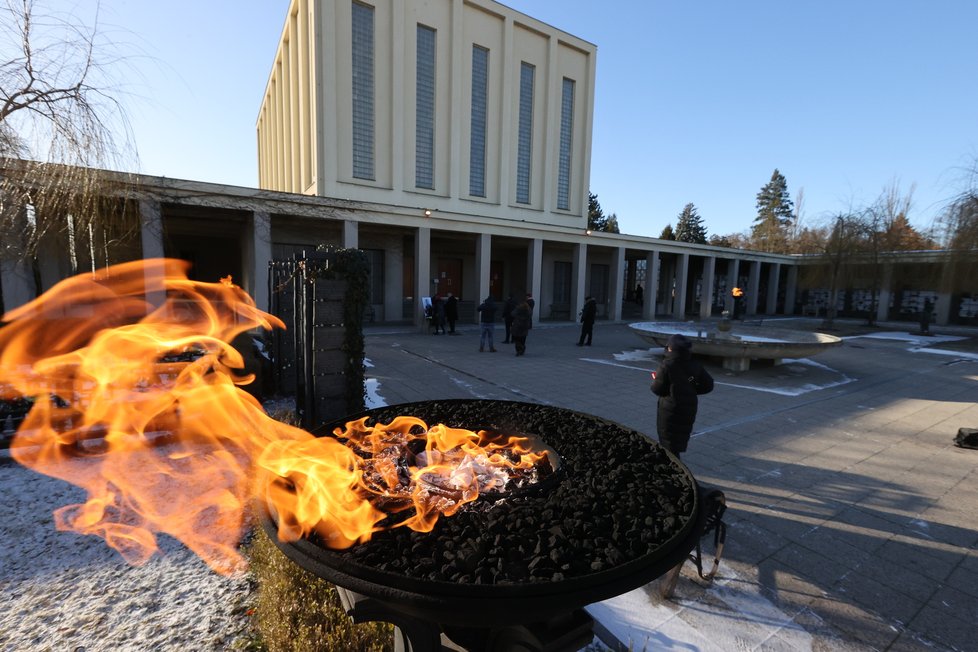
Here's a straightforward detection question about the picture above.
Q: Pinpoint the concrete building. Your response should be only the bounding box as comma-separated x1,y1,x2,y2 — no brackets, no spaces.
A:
249,0,802,326
1,0,972,329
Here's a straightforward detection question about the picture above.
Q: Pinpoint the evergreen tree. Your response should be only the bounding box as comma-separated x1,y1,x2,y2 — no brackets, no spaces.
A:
674,203,708,244
751,169,794,252
659,224,676,240
885,214,935,250
587,192,620,233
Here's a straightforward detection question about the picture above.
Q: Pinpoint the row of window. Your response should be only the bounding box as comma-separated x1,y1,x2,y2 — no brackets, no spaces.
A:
351,4,576,209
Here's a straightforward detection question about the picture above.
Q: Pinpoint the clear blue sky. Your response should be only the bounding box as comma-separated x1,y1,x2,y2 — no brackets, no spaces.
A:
66,0,978,238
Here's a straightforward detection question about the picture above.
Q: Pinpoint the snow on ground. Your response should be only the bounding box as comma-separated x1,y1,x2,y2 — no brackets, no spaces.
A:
0,458,252,652
843,331,966,345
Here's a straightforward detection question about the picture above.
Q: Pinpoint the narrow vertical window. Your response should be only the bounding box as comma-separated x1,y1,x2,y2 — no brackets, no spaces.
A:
469,45,489,197
557,78,575,210
516,62,535,204
351,2,375,180
415,25,436,189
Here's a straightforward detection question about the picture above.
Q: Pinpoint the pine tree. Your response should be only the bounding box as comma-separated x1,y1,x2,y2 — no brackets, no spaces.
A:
751,169,794,252
659,224,676,240
674,203,708,244
885,214,935,250
587,192,620,233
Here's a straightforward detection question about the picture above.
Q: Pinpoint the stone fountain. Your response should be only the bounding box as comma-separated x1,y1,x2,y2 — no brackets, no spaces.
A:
629,319,842,371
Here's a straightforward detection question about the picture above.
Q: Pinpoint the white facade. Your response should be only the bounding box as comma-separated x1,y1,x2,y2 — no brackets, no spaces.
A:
257,0,596,230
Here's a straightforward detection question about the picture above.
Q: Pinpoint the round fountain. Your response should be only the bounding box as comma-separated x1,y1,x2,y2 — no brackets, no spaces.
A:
629,320,842,371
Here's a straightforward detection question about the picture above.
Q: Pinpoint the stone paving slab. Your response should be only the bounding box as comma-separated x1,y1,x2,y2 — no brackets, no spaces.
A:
362,319,978,651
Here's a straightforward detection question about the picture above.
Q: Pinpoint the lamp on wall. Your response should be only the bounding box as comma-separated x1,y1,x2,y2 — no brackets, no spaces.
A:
423,209,432,217
585,229,592,236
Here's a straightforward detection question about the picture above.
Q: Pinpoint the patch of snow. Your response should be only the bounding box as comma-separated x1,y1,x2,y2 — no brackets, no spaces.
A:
0,463,252,651
364,377,387,408
844,332,966,345
588,566,816,652
909,347,978,361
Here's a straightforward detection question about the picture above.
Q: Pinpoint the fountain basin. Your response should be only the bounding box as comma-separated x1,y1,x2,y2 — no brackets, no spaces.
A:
629,321,842,371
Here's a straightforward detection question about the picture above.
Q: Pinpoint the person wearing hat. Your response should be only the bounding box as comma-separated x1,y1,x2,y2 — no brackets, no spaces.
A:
650,333,714,458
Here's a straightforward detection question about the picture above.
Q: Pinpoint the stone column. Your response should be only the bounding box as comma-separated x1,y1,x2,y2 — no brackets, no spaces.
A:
342,220,359,250
244,211,272,312
139,199,165,259
876,263,893,323
674,253,689,319
610,246,625,320
476,233,492,321
766,262,781,315
414,227,431,329
935,291,952,327
139,199,166,309
527,238,542,323
572,242,587,320
642,250,658,321
700,255,716,319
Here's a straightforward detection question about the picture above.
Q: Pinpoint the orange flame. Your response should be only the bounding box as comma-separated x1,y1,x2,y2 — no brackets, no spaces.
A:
0,259,546,574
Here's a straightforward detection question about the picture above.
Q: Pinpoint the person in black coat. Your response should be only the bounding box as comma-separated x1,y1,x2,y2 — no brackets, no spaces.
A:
577,296,597,346
650,334,714,458
445,293,459,334
432,294,446,334
502,295,516,343
510,300,532,356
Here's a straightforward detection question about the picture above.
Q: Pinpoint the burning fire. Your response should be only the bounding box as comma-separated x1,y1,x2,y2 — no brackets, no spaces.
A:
261,416,548,548
0,259,547,574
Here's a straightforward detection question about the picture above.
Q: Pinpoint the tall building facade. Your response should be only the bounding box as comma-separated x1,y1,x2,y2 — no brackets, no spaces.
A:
257,0,596,230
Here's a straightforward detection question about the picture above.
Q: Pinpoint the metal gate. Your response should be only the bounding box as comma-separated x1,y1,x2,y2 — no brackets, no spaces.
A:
268,251,355,429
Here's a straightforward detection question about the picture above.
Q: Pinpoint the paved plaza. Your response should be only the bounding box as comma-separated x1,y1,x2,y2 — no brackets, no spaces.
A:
363,317,978,651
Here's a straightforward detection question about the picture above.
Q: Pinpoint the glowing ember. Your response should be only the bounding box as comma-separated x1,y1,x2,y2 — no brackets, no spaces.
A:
0,259,550,575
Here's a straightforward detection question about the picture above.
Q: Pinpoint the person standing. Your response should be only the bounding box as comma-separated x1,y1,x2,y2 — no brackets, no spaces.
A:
432,295,447,334
920,298,933,335
650,334,714,459
502,294,516,343
445,292,459,334
577,296,597,346
477,295,497,352
635,284,644,306
510,299,532,356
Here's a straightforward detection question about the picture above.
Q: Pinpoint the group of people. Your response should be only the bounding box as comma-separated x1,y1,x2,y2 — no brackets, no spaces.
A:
427,293,460,335
477,293,534,355
430,291,715,459
469,293,600,353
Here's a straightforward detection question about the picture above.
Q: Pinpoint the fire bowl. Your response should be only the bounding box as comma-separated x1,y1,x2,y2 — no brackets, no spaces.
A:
259,399,701,626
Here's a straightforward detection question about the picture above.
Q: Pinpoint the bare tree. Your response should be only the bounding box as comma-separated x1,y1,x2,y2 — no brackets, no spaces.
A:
936,161,978,299
801,211,862,329
1,0,137,274
859,181,915,325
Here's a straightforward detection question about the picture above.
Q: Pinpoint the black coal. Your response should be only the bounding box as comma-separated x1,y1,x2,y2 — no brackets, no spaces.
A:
303,400,696,587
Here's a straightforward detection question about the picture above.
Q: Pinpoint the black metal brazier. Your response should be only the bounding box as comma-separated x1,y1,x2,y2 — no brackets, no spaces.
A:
259,400,703,649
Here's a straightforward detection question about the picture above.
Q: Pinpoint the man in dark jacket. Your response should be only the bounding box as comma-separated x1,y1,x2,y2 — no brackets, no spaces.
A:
445,293,459,334
477,295,497,352
650,334,714,458
510,299,532,356
577,296,597,346
502,295,516,343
